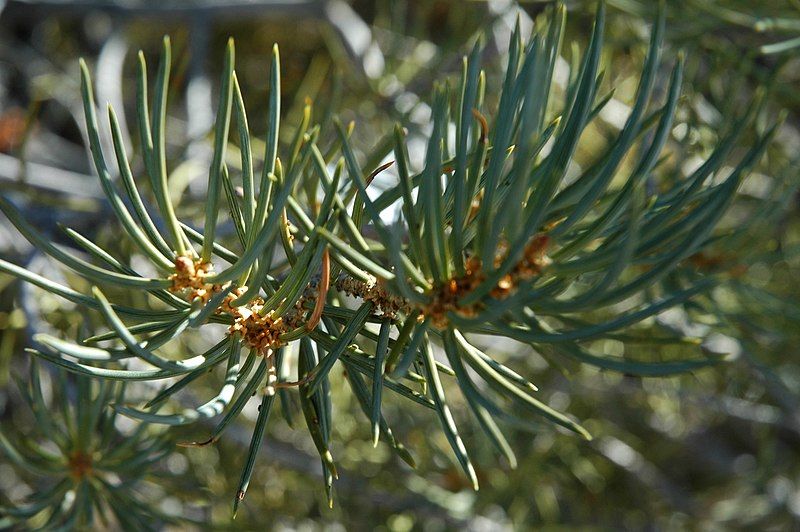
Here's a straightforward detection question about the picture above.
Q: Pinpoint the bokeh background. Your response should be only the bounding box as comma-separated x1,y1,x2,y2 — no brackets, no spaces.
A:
1,0,799,529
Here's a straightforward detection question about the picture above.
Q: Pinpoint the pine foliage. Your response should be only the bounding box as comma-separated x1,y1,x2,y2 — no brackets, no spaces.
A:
0,1,779,512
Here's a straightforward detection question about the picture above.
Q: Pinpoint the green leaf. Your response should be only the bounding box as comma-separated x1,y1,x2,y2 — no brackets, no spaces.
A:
30,337,230,381
116,336,243,425
298,338,338,481
92,287,200,371
462,0,606,306
310,328,435,410
454,330,591,440
221,165,248,249
232,72,255,230
60,225,188,309
476,21,524,264
442,330,517,467
233,352,282,517
451,38,483,274
0,196,172,290
78,60,173,269
149,37,188,255
306,302,373,395
371,319,392,446
419,337,479,490
202,38,236,262
343,363,416,467
207,353,269,443
389,318,429,380
209,134,313,284
250,44,281,245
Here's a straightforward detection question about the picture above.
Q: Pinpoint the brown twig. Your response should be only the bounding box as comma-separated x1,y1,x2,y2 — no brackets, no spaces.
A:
306,248,330,331
471,108,489,142
273,374,313,389
366,160,395,184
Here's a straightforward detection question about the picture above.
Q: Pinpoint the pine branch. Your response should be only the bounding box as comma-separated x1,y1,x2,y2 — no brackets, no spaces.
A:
0,1,780,513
